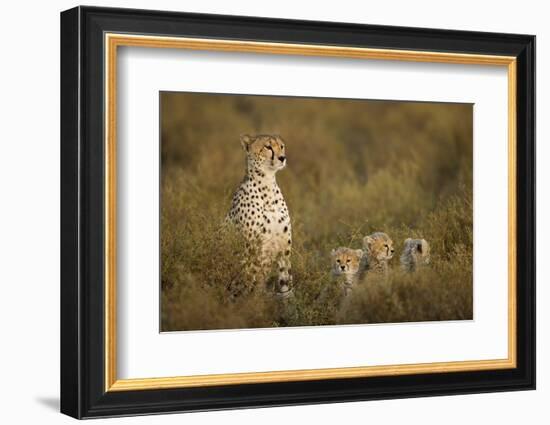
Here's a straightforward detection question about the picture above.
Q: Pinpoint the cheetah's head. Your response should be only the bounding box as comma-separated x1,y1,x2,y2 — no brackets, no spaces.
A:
363,232,395,262
331,247,364,277
403,238,431,266
241,134,287,173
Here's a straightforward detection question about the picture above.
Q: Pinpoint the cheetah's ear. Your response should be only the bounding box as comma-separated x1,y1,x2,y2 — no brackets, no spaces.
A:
404,238,412,244
363,236,374,251
330,248,336,257
355,249,364,258
240,134,253,151
416,241,423,254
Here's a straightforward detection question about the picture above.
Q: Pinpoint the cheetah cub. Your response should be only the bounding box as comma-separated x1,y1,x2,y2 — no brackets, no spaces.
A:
400,238,430,272
226,134,292,298
331,247,365,296
362,232,395,275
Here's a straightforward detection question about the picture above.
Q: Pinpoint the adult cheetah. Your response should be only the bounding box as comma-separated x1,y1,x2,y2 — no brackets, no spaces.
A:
227,134,292,297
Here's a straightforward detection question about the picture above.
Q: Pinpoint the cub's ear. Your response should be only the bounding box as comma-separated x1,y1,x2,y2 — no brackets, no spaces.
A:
363,236,373,250
330,248,336,257
240,134,253,151
416,241,423,253
404,238,412,244
355,249,364,258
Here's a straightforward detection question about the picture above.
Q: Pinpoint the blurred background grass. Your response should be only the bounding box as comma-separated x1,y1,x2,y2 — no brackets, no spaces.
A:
160,92,473,331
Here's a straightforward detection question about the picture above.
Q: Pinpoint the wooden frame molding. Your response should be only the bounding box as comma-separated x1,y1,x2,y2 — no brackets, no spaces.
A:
103,33,518,392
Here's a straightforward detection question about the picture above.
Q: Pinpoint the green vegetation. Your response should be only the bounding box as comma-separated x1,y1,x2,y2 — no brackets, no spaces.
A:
160,92,473,331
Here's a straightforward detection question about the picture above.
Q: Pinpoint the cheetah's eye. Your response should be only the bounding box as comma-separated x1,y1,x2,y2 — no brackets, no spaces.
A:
336,259,340,263
264,145,273,151
346,259,351,263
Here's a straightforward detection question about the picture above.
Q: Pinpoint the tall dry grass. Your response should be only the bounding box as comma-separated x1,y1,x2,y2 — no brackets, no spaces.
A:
160,92,473,331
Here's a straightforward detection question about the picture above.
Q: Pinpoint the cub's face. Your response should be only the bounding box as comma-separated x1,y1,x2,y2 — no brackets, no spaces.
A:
404,238,431,265
241,134,287,172
331,247,364,277
363,233,395,261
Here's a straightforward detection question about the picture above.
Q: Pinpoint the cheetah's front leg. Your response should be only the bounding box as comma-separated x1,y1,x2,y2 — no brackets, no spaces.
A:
275,252,293,299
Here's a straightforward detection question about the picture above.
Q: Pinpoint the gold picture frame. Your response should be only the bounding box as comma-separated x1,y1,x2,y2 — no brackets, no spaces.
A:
104,33,517,392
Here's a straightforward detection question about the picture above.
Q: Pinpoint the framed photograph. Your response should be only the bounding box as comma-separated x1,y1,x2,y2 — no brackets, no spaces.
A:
60,6,535,419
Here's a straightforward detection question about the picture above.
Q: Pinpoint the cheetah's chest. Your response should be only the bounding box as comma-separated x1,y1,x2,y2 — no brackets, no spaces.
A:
233,179,291,247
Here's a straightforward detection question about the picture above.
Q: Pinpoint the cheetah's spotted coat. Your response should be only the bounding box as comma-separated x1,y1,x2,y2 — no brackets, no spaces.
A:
227,134,292,297
362,232,395,275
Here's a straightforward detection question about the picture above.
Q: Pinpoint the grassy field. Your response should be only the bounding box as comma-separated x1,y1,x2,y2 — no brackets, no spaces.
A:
160,92,473,331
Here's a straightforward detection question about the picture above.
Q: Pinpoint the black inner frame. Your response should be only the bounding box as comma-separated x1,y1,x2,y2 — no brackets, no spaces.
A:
60,6,535,419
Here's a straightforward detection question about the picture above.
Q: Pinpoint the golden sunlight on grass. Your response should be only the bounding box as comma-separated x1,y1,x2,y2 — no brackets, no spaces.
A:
160,92,473,331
